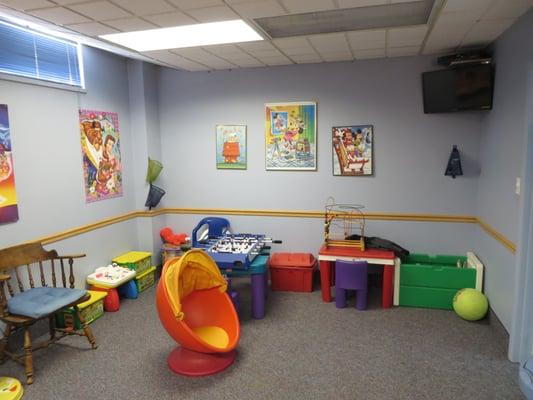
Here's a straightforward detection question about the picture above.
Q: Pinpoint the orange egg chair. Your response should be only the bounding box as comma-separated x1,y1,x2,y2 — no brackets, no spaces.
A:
156,249,240,376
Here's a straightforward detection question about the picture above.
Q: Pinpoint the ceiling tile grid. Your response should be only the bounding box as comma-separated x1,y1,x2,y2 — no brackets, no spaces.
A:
0,0,532,71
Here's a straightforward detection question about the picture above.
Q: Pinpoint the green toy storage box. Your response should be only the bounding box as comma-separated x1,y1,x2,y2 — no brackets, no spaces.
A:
135,266,156,293
399,252,483,310
112,251,152,275
55,290,107,330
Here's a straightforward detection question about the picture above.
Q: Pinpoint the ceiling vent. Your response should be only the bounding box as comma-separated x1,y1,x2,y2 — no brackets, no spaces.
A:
254,1,434,38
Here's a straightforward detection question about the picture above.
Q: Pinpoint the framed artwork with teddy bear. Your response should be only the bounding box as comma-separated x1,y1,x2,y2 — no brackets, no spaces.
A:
79,109,123,202
265,102,317,171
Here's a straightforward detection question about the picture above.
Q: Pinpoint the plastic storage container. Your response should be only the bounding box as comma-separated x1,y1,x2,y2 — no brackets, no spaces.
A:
55,290,107,330
135,266,156,293
113,251,152,275
269,253,316,292
399,252,482,310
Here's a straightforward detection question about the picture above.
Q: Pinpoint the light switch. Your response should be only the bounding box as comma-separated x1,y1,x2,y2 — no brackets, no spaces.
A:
515,177,521,195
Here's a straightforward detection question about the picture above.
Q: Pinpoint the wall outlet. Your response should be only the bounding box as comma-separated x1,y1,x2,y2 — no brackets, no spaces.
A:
515,177,521,195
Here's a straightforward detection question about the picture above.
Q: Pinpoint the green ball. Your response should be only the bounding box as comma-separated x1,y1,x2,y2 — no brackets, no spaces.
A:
453,288,488,321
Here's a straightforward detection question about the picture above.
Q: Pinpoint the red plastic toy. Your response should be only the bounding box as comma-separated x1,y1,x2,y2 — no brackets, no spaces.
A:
160,227,190,246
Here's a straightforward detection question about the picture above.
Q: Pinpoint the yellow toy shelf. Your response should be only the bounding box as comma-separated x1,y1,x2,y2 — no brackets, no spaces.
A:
112,251,152,275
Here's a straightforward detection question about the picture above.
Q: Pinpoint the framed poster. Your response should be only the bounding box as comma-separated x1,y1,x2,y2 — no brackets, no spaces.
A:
265,102,317,170
332,125,373,176
79,109,123,202
216,124,247,169
0,104,19,224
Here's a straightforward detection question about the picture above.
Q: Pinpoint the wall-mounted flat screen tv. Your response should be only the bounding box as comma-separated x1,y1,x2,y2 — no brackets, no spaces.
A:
422,64,494,114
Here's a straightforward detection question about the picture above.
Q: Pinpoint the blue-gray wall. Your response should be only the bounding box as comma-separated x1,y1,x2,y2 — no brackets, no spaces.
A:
0,47,155,283
475,9,533,361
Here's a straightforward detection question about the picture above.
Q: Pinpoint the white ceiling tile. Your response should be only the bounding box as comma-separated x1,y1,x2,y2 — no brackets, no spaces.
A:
354,48,386,59
172,47,234,66
337,0,387,8
230,0,286,18
390,0,425,2
237,41,275,51
422,46,456,55
111,0,176,16
482,0,533,20
388,25,427,47
143,50,209,70
346,29,386,50
185,5,239,22
142,11,196,27
442,0,493,14
309,33,350,52
281,46,317,56
320,51,353,62
28,6,90,24
66,21,119,36
203,44,249,57
201,59,236,69
437,10,484,25
168,0,225,10
245,48,283,57
281,0,336,13
68,1,131,21
48,0,89,4
273,36,311,49
232,58,264,67
103,17,156,31
461,18,516,46
0,0,55,10
289,53,322,63
258,55,293,65
387,45,420,57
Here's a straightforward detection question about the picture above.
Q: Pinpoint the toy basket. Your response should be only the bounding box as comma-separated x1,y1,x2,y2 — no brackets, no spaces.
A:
324,197,366,251
135,266,156,293
55,290,107,330
146,157,163,183
112,251,152,275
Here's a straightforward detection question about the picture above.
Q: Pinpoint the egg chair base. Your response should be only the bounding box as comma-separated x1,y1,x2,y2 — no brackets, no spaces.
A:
167,347,237,377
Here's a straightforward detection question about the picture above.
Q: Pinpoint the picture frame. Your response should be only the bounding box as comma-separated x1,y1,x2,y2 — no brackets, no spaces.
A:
216,124,247,170
332,125,373,176
265,102,317,171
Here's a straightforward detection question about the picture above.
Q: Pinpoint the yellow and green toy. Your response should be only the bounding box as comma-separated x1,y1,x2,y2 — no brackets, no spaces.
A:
0,377,23,400
453,288,489,321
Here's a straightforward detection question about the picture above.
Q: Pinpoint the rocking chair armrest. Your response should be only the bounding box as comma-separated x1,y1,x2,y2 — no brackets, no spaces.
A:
0,274,11,282
57,254,86,260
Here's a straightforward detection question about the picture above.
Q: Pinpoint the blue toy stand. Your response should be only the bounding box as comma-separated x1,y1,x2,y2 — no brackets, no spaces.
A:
192,217,230,247
118,280,138,299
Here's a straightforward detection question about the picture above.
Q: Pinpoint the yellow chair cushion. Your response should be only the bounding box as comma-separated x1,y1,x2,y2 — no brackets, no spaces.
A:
192,326,229,349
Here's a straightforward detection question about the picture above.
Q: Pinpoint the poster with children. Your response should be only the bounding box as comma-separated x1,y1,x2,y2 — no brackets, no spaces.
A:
0,104,19,224
332,125,373,176
265,102,316,170
216,124,247,169
79,109,123,202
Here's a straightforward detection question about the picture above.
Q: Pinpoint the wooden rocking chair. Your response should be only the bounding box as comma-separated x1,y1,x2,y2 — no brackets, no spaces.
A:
0,242,97,384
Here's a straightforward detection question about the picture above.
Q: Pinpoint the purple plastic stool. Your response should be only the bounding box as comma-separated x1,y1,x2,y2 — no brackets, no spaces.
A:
335,260,368,310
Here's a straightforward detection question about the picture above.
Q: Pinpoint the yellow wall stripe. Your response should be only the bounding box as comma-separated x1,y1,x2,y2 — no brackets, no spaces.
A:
24,207,513,253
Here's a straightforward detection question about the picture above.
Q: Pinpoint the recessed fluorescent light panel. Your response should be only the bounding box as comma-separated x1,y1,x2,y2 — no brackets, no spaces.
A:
255,0,433,38
100,20,262,51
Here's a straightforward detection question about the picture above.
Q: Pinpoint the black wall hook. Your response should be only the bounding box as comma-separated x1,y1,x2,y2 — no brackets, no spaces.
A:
445,145,463,178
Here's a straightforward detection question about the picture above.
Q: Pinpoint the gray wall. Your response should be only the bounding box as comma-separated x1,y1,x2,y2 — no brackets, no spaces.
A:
0,46,144,283
158,57,482,215
475,9,533,359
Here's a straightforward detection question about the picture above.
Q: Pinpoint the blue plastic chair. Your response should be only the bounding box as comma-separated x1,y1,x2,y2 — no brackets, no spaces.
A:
192,217,230,247
335,260,368,310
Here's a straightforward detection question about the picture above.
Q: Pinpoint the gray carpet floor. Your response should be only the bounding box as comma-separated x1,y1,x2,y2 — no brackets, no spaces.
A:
0,278,523,400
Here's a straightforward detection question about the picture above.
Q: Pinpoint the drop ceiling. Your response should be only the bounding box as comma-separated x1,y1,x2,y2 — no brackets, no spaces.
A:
0,0,531,72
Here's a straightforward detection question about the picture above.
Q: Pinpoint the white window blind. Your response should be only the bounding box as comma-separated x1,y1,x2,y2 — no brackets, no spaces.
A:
0,20,83,88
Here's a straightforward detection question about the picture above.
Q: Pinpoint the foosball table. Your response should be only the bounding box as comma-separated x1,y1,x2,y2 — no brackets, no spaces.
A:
198,233,280,270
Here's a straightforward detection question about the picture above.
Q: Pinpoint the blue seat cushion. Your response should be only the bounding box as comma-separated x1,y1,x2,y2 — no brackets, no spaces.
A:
8,287,87,319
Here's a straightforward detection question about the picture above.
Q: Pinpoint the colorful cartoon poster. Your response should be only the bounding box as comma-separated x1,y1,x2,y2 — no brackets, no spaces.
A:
216,124,247,169
265,102,317,171
0,104,19,224
332,125,373,176
79,109,122,202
